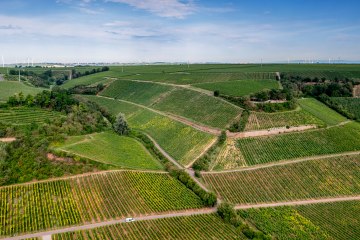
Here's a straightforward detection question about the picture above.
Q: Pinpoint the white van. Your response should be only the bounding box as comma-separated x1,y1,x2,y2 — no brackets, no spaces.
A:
125,217,135,223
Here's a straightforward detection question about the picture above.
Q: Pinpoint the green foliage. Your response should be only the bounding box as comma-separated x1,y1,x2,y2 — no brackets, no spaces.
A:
0,107,62,126
203,155,360,204
228,110,249,132
254,99,297,113
217,203,241,227
113,113,130,135
325,97,360,120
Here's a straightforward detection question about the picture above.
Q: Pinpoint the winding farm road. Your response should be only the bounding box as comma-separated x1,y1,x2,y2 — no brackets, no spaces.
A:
3,195,360,240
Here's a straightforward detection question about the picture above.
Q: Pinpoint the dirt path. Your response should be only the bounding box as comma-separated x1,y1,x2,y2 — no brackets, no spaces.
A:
185,138,218,168
204,150,360,174
4,195,360,240
228,125,317,139
0,137,16,142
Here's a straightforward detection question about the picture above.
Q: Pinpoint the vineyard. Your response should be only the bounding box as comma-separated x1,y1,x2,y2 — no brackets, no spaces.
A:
330,97,360,120
100,80,241,129
0,107,62,125
192,79,279,97
295,201,360,240
83,96,216,166
203,155,360,204
0,171,204,237
0,81,44,102
238,207,330,240
53,214,243,240
245,108,324,131
298,98,346,126
61,71,115,89
237,122,360,165
56,132,163,170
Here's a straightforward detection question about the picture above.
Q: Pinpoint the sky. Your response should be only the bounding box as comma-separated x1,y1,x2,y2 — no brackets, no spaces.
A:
0,0,360,63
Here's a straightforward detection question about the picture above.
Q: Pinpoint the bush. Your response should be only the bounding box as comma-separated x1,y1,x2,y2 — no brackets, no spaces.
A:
214,90,220,97
113,113,130,135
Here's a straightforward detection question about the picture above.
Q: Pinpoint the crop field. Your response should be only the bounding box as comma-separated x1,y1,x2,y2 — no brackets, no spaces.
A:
330,97,360,120
237,122,360,165
0,171,204,237
298,98,347,126
192,79,279,97
61,72,116,89
100,80,241,129
0,81,45,102
203,155,360,204
295,201,360,240
56,132,162,170
77,96,215,166
0,108,62,125
245,108,324,131
238,207,330,240
53,214,243,240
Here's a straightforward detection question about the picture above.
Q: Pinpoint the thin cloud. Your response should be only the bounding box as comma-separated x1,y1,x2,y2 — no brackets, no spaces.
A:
106,0,196,18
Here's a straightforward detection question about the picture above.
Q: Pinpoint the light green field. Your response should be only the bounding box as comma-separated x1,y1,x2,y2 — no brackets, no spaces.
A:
192,79,279,96
237,122,360,165
61,71,114,89
0,107,62,125
245,108,324,131
298,98,347,126
203,155,360,204
53,214,243,240
100,80,241,129
330,97,360,120
295,201,360,240
56,132,162,170
0,81,45,102
82,95,215,166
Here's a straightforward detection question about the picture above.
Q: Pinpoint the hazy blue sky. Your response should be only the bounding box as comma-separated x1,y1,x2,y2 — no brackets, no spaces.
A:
0,0,359,63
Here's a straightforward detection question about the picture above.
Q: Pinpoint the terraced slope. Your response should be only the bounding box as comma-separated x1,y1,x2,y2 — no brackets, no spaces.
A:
0,107,62,125
53,214,243,240
100,80,241,129
56,132,163,170
203,155,360,204
298,98,347,126
0,171,204,237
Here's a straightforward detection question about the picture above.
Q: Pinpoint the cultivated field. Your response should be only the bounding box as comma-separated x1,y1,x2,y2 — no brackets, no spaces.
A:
61,72,115,89
237,122,360,165
203,155,360,204
53,214,243,240
298,98,347,126
55,132,163,170
83,95,215,166
245,108,324,131
0,171,204,237
0,81,44,102
330,97,360,120
100,80,241,129
0,107,62,125
192,79,279,97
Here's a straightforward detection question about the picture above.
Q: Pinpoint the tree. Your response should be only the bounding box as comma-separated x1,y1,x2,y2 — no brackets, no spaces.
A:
113,113,130,135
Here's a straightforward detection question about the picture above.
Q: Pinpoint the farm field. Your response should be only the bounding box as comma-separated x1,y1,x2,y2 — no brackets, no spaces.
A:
61,72,116,89
202,155,360,204
100,80,241,129
245,108,324,131
0,107,62,125
298,98,347,126
237,122,360,165
295,201,360,240
0,171,204,237
55,132,163,170
192,79,279,97
53,214,243,240
78,96,215,166
0,81,45,102
238,207,330,240
330,97,360,120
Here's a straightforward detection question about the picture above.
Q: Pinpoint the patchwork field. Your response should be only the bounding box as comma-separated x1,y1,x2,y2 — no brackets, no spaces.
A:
100,80,241,129
203,155,360,204
245,108,324,131
0,171,204,237
53,214,243,240
237,122,360,165
81,96,215,166
298,98,347,126
192,79,279,97
0,81,45,102
330,97,360,120
0,107,62,125
55,132,163,170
